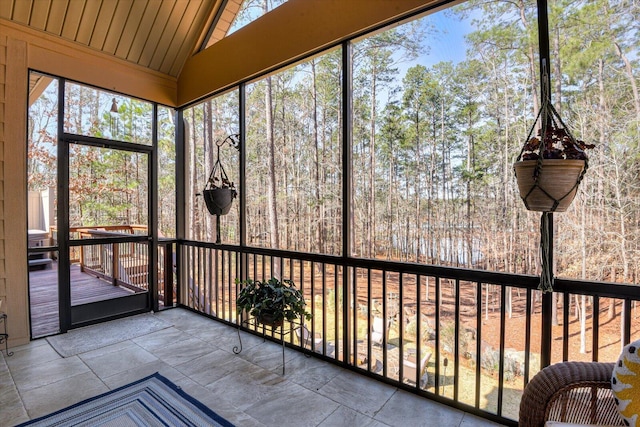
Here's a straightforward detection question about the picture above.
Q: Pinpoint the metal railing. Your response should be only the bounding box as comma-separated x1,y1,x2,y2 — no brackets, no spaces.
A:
177,240,640,425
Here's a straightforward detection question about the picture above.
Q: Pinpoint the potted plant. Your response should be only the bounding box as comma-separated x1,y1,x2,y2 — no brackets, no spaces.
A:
236,277,312,328
514,102,595,212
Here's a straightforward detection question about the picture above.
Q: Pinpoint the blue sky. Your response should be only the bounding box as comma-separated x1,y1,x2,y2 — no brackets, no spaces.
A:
425,10,473,66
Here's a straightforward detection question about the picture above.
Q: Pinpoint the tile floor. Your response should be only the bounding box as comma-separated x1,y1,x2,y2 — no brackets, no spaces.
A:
0,308,507,426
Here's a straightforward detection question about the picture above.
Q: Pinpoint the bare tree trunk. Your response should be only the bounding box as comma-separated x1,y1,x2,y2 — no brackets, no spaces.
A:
609,267,616,320
189,110,201,240
368,65,377,258
580,294,587,354
311,60,323,254
465,129,473,269
613,42,640,123
204,100,214,240
387,140,394,260
485,284,489,321
518,0,539,115
612,154,629,283
580,198,587,353
265,76,280,275
621,305,626,354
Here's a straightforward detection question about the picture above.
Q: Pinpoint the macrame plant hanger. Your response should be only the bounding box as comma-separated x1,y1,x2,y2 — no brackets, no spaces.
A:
200,134,239,244
515,63,589,293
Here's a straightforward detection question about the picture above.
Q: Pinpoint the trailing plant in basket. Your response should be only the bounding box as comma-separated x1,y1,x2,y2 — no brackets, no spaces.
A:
236,278,311,327
520,124,594,161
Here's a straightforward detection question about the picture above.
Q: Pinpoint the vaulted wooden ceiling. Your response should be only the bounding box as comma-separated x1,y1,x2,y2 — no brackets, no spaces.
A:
0,0,243,77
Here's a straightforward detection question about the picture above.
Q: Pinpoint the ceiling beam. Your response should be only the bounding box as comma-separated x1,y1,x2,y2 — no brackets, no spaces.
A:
178,0,443,106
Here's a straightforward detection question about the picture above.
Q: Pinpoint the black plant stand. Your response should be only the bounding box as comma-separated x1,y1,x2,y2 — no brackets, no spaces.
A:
233,318,289,375
0,310,13,357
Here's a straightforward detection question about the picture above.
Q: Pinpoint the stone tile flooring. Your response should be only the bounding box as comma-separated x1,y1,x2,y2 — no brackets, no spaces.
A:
0,308,507,426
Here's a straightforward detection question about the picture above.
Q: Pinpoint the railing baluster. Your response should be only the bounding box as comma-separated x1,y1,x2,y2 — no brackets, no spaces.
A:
434,275,441,395
453,278,460,403
563,292,569,361
498,284,506,416
322,262,327,357
624,298,631,346
381,270,387,378
592,296,599,361
524,287,532,385
475,281,482,408
398,273,404,384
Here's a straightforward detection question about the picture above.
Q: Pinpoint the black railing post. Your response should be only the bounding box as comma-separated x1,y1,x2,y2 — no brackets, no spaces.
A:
150,103,159,312
163,242,174,307
537,0,554,370
175,109,185,306
342,40,354,366
541,213,554,368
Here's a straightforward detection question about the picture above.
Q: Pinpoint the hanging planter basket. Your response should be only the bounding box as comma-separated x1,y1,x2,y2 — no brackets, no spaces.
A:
203,187,237,216
513,100,594,213
197,134,240,244
514,159,585,212
198,134,240,218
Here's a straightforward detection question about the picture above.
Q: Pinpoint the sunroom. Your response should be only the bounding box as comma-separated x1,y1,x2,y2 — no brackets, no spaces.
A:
1,0,639,426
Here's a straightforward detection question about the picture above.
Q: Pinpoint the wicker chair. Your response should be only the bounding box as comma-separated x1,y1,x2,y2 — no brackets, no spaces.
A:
519,361,625,427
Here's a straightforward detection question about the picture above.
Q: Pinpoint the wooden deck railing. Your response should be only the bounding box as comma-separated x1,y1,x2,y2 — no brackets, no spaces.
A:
47,226,176,306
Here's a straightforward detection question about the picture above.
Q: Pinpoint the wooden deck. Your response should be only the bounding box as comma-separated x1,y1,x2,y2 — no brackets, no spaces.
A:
29,261,135,338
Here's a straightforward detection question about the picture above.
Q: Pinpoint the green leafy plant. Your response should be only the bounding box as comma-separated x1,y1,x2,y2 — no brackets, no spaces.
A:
236,277,311,326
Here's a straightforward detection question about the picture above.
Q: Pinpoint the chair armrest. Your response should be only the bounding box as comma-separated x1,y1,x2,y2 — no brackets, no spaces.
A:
520,362,622,427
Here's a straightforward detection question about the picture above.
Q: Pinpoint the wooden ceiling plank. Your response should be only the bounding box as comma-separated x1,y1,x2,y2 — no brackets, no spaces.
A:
125,0,160,63
212,27,226,41
137,0,176,68
29,0,51,30
11,0,33,24
202,0,243,49
114,0,147,59
45,0,69,36
148,0,186,72
0,1,15,21
102,0,134,55
89,0,117,50
3,0,231,79
60,0,82,40
75,0,102,45
29,74,54,106
163,0,204,76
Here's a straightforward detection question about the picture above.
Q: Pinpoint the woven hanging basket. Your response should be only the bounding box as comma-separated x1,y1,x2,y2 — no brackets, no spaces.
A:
514,95,592,213
514,159,586,212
